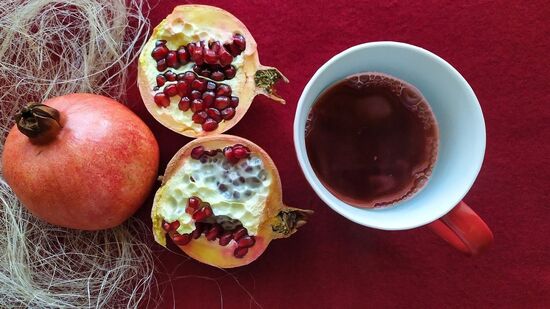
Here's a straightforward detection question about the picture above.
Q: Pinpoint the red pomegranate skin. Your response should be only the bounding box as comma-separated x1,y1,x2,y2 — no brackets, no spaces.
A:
2,93,160,230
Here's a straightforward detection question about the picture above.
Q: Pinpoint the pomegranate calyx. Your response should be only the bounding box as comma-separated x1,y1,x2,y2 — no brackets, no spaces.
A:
254,67,289,104
15,104,62,139
271,208,314,237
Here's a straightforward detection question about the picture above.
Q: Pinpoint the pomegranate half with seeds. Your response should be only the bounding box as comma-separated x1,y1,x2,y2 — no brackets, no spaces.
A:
152,135,312,268
138,5,288,137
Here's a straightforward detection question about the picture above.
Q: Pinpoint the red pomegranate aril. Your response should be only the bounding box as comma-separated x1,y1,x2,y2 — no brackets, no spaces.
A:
202,91,215,107
233,227,247,241
223,146,237,162
190,90,202,100
201,68,212,78
151,45,169,61
190,146,205,159
211,71,224,81
206,108,222,122
234,247,248,258
177,73,186,81
188,196,201,212
178,97,191,111
191,79,206,91
226,43,240,57
193,205,213,221
191,47,204,65
218,233,233,246
210,41,222,53
166,51,179,68
192,111,208,124
184,71,197,83
165,70,177,81
162,221,172,232
173,233,192,246
214,96,230,110
191,99,205,113
216,84,232,97
204,49,218,64
176,81,189,97
155,40,167,47
237,235,255,248
206,81,217,91
232,33,246,52
205,225,222,241
218,50,233,67
177,46,189,64
192,64,203,75
233,147,249,159
163,84,178,97
202,118,218,131
230,96,239,108
170,220,180,230
221,107,236,120
187,42,197,55
156,75,166,87
224,65,236,79
157,59,168,71
154,93,170,107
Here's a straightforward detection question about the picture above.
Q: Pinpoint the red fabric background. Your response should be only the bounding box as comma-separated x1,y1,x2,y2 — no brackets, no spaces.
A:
127,1,550,308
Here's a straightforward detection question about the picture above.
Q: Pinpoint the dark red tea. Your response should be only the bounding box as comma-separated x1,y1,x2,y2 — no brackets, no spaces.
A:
305,72,438,208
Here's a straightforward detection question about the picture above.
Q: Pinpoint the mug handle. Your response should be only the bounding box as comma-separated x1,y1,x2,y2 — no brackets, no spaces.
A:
427,201,493,255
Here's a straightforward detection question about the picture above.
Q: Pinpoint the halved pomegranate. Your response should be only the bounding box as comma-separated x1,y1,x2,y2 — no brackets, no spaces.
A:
151,135,312,268
138,5,288,137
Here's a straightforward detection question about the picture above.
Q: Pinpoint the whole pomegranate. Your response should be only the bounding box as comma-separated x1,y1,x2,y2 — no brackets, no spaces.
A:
2,93,159,230
138,5,288,137
152,135,313,268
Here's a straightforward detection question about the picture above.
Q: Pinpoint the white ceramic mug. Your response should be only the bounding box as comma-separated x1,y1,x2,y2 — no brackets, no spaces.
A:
294,42,493,255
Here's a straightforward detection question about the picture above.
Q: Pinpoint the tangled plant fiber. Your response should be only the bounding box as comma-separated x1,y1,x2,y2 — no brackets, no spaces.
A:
0,0,157,308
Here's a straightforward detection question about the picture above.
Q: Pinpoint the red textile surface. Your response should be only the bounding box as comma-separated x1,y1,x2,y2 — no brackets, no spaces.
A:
128,1,550,308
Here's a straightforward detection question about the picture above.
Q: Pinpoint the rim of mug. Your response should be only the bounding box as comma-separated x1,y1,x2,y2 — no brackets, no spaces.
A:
293,41,486,230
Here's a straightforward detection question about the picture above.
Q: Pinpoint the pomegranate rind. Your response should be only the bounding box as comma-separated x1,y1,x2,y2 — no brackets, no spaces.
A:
138,5,287,138
152,135,289,267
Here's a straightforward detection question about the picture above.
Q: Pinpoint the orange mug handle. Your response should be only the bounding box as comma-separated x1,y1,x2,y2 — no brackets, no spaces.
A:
427,201,493,255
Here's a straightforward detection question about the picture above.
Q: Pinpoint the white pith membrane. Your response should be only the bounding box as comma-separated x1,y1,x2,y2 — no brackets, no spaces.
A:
153,152,272,245
139,18,245,133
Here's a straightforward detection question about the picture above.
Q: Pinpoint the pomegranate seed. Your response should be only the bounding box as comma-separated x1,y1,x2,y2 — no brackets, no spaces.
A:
166,51,179,68
157,59,168,71
233,227,247,240
223,146,237,162
187,196,201,212
191,227,202,239
218,50,233,67
206,81,217,91
191,79,206,91
204,49,218,64
163,84,178,97
187,42,197,54
233,147,249,159
202,91,215,107
221,107,236,120
201,68,211,78
165,70,177,81
178,97,191,111
191,99,205,113
224,65,237,79
162,221,172,232
190,90,202,100
184,71,196,83
177,73,186,81
234,247,248,258
226,43,240,57
151,45,169,61
156,75,166,87
176,81,189,97
193,64,203,75
216,84,232,96
210,41,222,53
177,46,189,63
232,34,246,52
211,71,224,81
214,96,230,110
230,96,239,108
202,118,218,131
205,225,222,241
155,40,167,47
191,46,204,65
237,236,255,248
219,233,233,246
190,146,205,159
193,205,213,221
154,93,170,107
192,111,208,124
172,233,191,246
170,221,180,230
206,108,222,122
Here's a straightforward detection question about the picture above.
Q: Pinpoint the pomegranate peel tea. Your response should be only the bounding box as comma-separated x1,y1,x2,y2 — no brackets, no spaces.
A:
305,72,439,208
